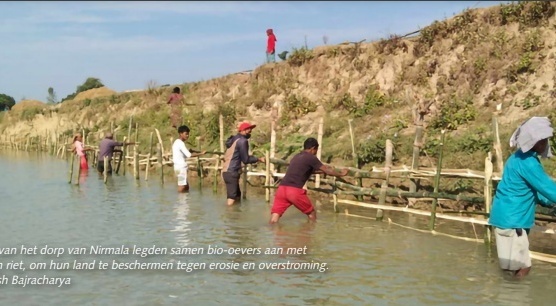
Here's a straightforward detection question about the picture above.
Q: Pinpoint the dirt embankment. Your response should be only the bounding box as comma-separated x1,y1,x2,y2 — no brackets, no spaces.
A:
2,1,556,183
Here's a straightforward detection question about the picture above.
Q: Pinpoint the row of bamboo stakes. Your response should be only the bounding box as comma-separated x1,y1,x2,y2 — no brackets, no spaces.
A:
1,110,556,262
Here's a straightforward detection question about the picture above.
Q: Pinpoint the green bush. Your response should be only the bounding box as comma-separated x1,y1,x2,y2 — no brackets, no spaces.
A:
357,133,398,166
205,103,237,144
429,95,477,130
288,47,314,67
0,93,15,111
453,128,492,154
61,77,105,102
284,94,317,117
500,1,554,26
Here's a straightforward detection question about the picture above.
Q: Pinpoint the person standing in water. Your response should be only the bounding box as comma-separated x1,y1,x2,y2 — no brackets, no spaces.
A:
97,132,135,175
489,116,556,277
172,125,206,193
270,137,348,223
222,122,265,206
71,133,93,170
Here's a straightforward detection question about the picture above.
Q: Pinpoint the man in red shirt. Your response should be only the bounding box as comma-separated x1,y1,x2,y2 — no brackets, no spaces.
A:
266,28,277,63
269,137,349,223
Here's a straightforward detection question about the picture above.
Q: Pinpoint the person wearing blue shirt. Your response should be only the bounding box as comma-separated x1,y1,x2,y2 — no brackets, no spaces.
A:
489,117,556,277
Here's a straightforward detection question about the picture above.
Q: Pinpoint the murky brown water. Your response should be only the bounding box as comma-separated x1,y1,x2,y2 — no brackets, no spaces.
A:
0,150,555,305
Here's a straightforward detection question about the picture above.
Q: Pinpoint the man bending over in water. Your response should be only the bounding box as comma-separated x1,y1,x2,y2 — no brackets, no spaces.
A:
270,137,348,223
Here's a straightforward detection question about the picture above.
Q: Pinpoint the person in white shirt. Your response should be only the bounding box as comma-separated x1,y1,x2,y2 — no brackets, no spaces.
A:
172,125,206,193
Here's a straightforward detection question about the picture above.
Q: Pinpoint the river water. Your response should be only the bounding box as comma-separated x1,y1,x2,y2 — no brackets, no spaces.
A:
0,150,555,306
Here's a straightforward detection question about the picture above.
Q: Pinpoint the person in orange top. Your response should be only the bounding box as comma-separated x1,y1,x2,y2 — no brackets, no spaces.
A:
167,87,183,128
266,28,277,63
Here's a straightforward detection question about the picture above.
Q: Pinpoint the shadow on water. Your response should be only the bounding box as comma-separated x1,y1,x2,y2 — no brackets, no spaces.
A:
1,150,556,305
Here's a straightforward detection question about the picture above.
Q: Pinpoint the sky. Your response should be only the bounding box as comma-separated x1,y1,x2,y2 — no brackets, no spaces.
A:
1,1,508,103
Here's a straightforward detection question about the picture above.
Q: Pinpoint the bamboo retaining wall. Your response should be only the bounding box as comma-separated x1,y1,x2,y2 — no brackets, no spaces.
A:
1,111,556,263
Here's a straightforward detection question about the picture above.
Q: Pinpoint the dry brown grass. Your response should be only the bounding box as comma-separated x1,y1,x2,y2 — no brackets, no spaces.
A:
73,87,117,101
11,100,46,112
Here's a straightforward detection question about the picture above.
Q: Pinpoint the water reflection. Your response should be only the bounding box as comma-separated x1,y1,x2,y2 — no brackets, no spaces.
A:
78,168,90,185
493,277,532,306
271,222,316,259
171,193,191,247
2,150,556,306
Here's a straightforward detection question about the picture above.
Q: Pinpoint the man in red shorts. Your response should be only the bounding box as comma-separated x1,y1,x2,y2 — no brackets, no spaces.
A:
269,137,349,223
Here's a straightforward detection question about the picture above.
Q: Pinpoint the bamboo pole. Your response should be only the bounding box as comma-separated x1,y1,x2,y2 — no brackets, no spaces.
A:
316,117,324,188
68,153,75,184
378,139,393,205
270,118,276,198
213,156,220,193
119,136,128,175
103,157,108,183
219,114,225,153
55,134,59,157
265,150,271,202
242,164,248,199
196,136,203,190
46,131,50,154
269,157,502,181
157,143,164,185
429,130,446,230
310,179,485,203
376,209,384,221
492,104,504,175
134,122,139,144
110,121,114,134
65,136,70,160
145,132,154,181
332,176,339,213
339,199,489,225
134,123,139,180
155,128,165,157
127,115,133,158
242,130,251,199
134,150,140,180
122,136,131,175
348,119,363,200
410,115,424,193
484,152,494,244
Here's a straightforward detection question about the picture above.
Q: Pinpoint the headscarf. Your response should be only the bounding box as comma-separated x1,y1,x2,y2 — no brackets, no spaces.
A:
509,116,553,158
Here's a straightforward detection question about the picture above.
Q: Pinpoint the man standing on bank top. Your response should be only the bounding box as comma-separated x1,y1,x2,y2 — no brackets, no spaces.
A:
222,121,265,206
270,137,348,224
266,28,277,63
489,116,556,278
172,125,206,193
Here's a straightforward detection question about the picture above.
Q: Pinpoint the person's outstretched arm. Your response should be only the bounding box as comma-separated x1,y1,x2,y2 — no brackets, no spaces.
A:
238,138,262,164
318,164,349,177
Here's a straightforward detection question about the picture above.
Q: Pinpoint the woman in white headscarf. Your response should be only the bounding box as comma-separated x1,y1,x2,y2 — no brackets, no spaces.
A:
489,117,556,277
